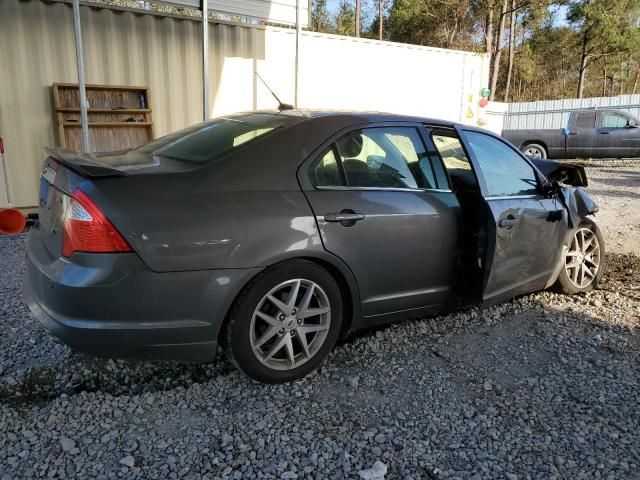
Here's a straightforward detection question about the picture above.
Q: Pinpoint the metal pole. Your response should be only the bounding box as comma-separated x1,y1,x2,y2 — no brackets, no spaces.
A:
72,0,90,152
294,0,301,108
0,137,11,206
202,0,209,120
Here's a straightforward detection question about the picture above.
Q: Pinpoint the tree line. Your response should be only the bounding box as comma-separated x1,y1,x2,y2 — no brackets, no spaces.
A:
311,0,640,102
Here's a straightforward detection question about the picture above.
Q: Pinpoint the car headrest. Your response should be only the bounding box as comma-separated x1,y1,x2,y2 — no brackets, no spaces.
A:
336,132,363,158
343,158,369,170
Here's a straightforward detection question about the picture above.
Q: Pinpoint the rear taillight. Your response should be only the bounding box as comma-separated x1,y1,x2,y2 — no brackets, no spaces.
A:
61,188,131,257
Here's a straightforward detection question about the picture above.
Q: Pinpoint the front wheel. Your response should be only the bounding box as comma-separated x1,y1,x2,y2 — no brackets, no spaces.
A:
225,260,343,383
554,220,605,294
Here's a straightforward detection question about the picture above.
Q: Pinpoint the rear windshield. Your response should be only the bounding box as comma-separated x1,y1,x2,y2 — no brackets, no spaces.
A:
134,112,297,163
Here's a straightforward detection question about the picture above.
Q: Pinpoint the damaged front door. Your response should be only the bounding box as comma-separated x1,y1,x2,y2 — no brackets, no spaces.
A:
459,129,568,304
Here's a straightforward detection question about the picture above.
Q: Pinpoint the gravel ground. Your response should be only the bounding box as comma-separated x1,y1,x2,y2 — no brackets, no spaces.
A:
1,165,639,479
584,162,640,254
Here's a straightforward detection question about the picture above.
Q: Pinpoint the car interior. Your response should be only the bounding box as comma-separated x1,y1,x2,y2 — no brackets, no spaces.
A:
429,129,488,303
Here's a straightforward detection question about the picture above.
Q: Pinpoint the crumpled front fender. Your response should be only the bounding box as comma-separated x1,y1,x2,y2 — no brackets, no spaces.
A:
560,187,599,228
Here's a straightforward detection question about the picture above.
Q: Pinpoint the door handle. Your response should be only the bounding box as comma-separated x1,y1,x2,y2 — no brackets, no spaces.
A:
569,131,579,135
498,216,520,228
600,131,610,135
324,210,365,227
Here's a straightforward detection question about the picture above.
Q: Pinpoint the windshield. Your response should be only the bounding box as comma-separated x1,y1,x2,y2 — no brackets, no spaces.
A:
132,112,298,163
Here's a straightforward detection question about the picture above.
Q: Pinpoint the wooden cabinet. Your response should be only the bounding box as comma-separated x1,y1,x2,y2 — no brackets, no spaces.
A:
52,83,154,152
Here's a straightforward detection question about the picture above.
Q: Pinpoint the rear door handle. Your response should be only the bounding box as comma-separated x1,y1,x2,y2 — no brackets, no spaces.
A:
324,210,365,227
498,217,520,228
600,131,610,135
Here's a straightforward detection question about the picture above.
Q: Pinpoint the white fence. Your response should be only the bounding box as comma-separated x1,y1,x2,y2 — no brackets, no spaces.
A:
0,0,489,208
503,94,640,131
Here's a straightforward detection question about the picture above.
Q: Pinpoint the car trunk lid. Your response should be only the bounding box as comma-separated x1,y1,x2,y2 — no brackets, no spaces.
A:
36,148,147,259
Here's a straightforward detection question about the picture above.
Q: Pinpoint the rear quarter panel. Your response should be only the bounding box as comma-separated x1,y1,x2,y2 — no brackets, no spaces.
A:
91,180,323,272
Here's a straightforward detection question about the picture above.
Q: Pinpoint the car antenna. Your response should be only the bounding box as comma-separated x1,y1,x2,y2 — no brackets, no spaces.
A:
255,72,294,111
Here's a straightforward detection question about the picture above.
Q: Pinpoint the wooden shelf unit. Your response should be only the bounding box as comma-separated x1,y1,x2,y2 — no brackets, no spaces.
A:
52,83,154,152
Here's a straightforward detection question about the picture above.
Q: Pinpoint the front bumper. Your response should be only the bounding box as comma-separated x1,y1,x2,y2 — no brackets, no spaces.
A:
24,229,260,362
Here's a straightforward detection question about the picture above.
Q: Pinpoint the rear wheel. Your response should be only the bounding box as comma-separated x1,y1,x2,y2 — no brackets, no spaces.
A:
521,143,547,159
554,220,605,294
225,260,343,383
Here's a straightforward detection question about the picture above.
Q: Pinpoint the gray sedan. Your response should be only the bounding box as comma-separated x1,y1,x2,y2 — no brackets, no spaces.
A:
24,111,605,383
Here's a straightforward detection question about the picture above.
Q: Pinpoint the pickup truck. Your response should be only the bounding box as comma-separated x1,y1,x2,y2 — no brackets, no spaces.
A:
502,108,640,159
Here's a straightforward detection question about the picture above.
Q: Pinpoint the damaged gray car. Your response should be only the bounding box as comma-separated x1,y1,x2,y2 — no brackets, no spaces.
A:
24,111,604,383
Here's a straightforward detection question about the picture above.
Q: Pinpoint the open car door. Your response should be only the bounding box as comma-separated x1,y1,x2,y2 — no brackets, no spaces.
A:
456,128,570,304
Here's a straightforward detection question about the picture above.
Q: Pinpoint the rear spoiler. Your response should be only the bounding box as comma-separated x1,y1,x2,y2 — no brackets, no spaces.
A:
45,147,127,178
529,158,588,187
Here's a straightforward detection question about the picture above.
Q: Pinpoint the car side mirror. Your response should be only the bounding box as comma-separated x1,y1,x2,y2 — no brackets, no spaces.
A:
627,119,638,128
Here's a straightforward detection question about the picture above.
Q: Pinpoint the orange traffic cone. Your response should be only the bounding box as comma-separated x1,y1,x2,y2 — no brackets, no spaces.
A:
0,208,26,234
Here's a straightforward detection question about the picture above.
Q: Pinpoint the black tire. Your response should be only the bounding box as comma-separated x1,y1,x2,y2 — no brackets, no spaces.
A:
225,260,343,383
554,219,605,295
521,143,547,159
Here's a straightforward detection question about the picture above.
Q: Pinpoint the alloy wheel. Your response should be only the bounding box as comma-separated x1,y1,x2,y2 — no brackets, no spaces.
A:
524,146,543,158
250,279,331,371
565,227,601,289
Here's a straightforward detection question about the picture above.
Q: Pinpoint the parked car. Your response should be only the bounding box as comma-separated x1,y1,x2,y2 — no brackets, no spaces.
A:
24,111,605,383
502,108,640,159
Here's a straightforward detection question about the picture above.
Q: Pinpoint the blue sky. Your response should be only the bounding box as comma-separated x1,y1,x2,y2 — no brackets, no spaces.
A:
326,0,341,12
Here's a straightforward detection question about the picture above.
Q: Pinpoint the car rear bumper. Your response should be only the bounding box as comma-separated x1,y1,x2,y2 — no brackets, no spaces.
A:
24,228,260,362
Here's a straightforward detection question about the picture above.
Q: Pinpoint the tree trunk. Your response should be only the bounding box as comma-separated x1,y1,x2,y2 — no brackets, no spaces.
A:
489,0,508,101
577,33,590,99
577,54,588,99
355,0,361,37
602,65,607,96
503,0,517,102
633,66,640,94
485,1,495,56
379,0,384,40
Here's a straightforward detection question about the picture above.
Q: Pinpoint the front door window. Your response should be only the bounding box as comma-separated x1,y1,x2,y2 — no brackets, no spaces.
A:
464,131,538,197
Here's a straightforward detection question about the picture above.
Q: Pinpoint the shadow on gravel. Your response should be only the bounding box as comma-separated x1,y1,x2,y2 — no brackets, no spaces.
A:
591,168,640,177
0,355,237,408
588,188,640,200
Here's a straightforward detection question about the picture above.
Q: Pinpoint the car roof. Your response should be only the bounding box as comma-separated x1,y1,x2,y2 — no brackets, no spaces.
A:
257,109,463,128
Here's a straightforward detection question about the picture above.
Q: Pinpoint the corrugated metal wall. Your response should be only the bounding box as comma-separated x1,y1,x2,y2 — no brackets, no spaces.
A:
504,94,640,130
0,0,488,208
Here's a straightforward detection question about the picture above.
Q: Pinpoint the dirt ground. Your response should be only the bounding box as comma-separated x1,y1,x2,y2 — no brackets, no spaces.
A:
584,161,640,255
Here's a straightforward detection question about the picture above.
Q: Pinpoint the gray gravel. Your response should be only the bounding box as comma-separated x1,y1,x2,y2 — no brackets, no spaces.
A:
584,163,640,255
1,228,640,478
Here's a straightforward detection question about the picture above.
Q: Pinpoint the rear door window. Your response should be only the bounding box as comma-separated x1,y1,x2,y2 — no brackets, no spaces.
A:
312,149,344,187
333,127,429,189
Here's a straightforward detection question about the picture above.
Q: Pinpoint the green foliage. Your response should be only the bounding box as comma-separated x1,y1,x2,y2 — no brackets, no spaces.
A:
334,1,357,36
386,0,476,49
311,0,333,32
568,0,640,56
